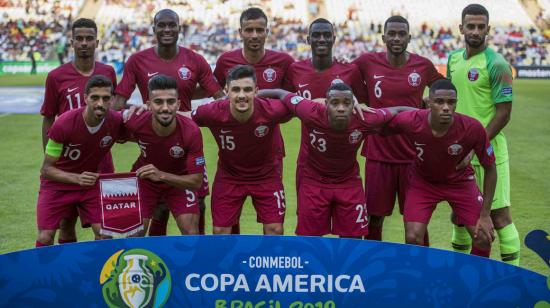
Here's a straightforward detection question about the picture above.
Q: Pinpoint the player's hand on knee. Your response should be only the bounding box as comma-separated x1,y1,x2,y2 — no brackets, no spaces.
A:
474,215,495,242
78,171,99,186
456,149,474,170
353,103,376,121
136,164,163,182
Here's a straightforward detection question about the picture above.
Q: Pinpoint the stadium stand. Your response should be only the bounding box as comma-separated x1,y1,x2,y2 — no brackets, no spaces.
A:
0,0,548,66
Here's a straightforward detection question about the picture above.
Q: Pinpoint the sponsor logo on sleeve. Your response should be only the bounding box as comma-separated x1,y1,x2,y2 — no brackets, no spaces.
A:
291,96,304,105
501,87,512,95
195,156,206,166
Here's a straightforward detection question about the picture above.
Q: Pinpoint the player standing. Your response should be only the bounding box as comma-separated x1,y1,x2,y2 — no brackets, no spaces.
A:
283,18,368,190
114,9,223,236
191,65,292,235
258,84,412,237
386,79,496,257
125,75,205,235
37,75,123,246
40,18,117,244
213,7,294,234
353,16,443,244
447,4,519,265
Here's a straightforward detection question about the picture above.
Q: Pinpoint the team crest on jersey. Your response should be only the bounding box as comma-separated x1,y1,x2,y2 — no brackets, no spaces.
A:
348,129,363,144
331,78,344,85
170,145,185,158
408,72,421,87
468,68,479,81
263,68,277,82
448,143,463,155
178,66,191,80
255,125,269,137
100,135,113,148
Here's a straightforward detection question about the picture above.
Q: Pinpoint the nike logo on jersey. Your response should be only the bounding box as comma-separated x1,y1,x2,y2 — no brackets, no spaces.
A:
148,72,159,77
298,83,309,88
278,210,285,216
68,143,81,147
373,75,384,79
414,141,426,146
220,129,232,133
361,223,369,229
67,87,78,93
312,129,324,135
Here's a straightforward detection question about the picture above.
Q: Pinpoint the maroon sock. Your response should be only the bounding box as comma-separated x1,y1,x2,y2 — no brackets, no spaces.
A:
149,216,168,236
35,240,48,247
423,231,430,247
231,223,241,234
365,224,382,241
471,245,491,258
58,238,77,244
198,210,206,235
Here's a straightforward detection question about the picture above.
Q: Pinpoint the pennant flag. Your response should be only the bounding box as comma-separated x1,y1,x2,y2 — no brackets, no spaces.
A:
99,173,143,237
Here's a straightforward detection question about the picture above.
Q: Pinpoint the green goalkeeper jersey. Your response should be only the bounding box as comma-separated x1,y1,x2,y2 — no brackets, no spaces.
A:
447,47,513,164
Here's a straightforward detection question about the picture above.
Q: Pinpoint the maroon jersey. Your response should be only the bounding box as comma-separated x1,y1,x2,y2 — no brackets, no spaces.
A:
386,109,495,183
353,52,443,162
125,112,205,176
283,94,392,186
41,62,117,117
214,49,294,89
283,59,370,174
44,108,125,190
192,98,291,183
283,60,368,103
116,47,221,111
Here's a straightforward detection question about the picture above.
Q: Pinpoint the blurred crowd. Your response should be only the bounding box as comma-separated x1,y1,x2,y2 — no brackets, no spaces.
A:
1,0,549,66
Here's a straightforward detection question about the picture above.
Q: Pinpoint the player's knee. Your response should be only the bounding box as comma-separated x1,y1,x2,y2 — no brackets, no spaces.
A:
491,208,512,229
405,232,423,245
37,231,55,246
213,226,231,234
180,224,199,235
264,224,283,235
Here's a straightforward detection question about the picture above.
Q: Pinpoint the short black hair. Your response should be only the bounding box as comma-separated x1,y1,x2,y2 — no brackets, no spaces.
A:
72,18,97,34
429,79,457,96
240,7,268,26
85,75,113,94
309,18,333,34
384,15,409,32
461,4,489,23
326,82,353,97
227,65,256,86
148,75,178,96
153,9,179,24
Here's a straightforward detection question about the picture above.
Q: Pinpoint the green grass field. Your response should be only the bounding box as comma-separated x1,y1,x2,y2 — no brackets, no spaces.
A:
0,78,548,276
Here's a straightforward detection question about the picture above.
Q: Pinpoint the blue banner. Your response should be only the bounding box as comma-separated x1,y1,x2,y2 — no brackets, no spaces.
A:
1,235,549,307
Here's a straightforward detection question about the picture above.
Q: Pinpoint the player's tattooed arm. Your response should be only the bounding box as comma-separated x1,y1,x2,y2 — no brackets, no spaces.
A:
475,163,497,242
136,164,202,189
41,116,55,151
40,153,98,187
